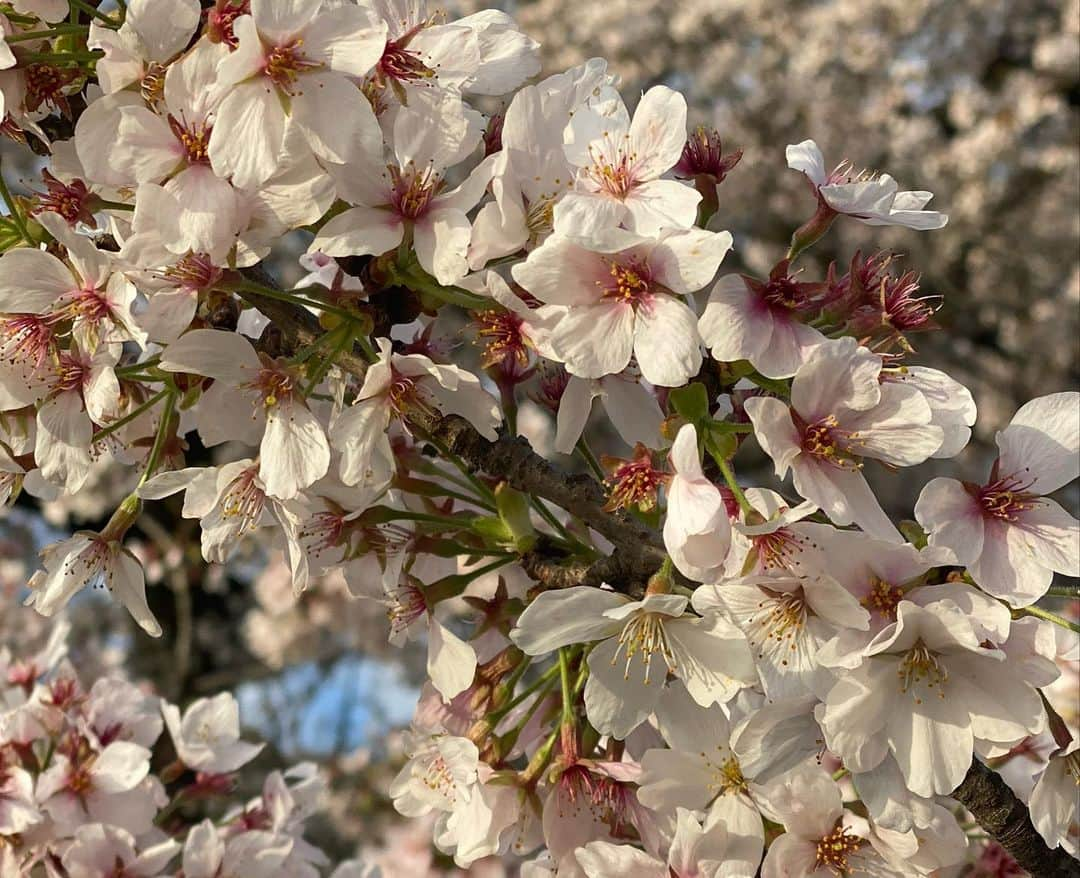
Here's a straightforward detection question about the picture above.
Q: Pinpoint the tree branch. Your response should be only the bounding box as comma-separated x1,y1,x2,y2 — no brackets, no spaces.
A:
951,759,1080,876
235,278,668,590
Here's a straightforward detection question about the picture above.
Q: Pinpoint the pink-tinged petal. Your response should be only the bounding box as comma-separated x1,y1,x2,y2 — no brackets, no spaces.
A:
414,208,472,285
331,398,392,487
764,319,826,381
392,89,480,172
914,477,984,566
598,376,664,449
310,205,404,258
744,396,802,478
554,376,597,454
791,337,881,420
622,179,701,237
91,741,151,793
968,519,1055,607
160,329,262,381
667,614,756,706
510,586,627,655
112,106,184,184
163,39,226,118
427,620,478,702
633,294,701,387
208,81,285,191
551,190,627,237
762,833,821,878
792,460,901,542
844,382,942,466
109,549,161,637
575,841,666,878
437,153,498,213
136,287,198,345
302,4,386,76
259,399,330,500
0,249,74,313
1017,498,1080,576
250,0,319,42
886,693,973,797
650,228,733,294
996,392,1079,495
584,636,666,739
551,302,635,379
291,72,383,166
511,236,607,306
126,0,200,62
699,275,773,365
628,86,688,179
164,165,242,263
785,140,827,187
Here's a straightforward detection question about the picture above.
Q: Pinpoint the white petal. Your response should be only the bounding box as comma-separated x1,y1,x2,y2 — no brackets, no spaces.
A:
259,400,330,500
996,392,1080,495
510,587,626,655
633,294,702,387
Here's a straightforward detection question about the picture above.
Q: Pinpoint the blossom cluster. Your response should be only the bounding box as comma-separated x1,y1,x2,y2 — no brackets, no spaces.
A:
0,0,1076,876
0,615,368,876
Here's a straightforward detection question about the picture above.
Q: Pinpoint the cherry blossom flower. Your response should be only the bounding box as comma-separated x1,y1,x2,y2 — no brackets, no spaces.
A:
1029,741,1080,857
162,692,264,774
663,424,731,583
787,139,948,230
555,85,701,236
27,528,161,637
330,337,500,488
511,585,756,738
818,600,1047,797
62,823,180,878
511,226,733,386
745,337,943,541
915,392,1079,606
87,0,201,94
311,90,493,285
208,0,386,188
182,819,294,878
160,328,331,500
698,264,828,379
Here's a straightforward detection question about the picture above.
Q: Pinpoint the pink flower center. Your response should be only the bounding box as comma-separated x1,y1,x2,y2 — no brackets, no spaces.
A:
244,366,295,408
1,315,55,371
388,164,442,220
162,252,222,290
977,474,1038,523
52,353,91,394
378,27,436,84
815,821,863,873
219,468,266,534
475,309,530,372
264,40,322,93
584,142,639,199
600,258,653,306
298,510,347,558
168,114,212,165
799,415,862,470
387,583,428,635
862,576,904,622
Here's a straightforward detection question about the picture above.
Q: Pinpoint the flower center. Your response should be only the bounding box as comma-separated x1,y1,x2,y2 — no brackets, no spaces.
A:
584,141,638,199
162,252,222,290
264,40,322,93
31,170,94,227
897,642,948,701
977,474,1038,523
612,612,676,682
524,195,556,245
388,164,442,220
1,315,55,370
815,822,862,874
753,528,803,571
219,468,266,535
243,366,295,409
601,258,653,305
168,114,212,165
387,583,428,635
603,447,664,513
52,353,91,395
475,309,530,371
862,576,903,621
141,61,167,107
800,415,862,470
704,750,747,796
419,750,459,803
379,34,436,84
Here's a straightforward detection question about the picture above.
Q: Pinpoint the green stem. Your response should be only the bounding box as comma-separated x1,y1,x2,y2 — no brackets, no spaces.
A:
1046,585,1080,598
138,392,177,484
234,279,358,323
94,198,134,212
17,50,102,63
715,455,753,515
302,322,355,397
421,432,497,505
0,162,33,246
558,648,575,726
490,663,562,721
576,438,605,481
115,355,161,376
5,25,90,43
1020,605,1080,634
94,389,169,442
69,0,119,26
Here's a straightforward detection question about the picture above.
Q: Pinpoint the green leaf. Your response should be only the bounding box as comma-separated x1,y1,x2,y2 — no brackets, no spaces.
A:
669,382,711,426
